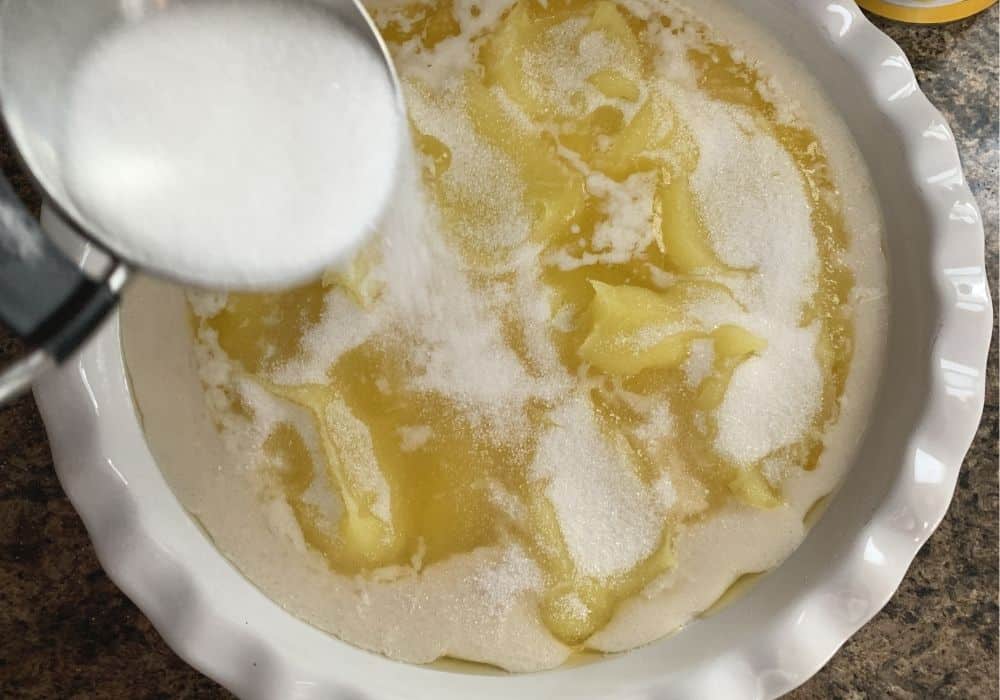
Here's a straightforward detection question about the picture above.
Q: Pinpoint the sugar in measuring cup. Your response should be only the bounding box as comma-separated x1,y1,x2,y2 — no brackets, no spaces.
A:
0,0,405,401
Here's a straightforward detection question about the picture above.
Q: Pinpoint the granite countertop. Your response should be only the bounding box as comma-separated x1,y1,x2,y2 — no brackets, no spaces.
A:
0,6,996,699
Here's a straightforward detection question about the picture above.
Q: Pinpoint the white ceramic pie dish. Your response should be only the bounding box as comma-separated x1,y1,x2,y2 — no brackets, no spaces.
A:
32,1,991,698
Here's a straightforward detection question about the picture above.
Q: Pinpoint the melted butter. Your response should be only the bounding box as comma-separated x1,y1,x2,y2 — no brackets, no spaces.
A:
195,0,855,648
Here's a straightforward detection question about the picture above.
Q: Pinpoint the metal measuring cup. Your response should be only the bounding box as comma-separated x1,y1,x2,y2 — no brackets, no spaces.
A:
0,0,402,403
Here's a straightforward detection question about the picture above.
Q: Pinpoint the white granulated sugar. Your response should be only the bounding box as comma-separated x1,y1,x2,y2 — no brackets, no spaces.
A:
544,248,614,271
261,139,548,430
453,0,512,36
590,172,659,260
642,11,701,88
263,498,309,553
683,290,744,330
631,402,676,454
715,323,822,466
618,0,656,21
401,238,542,418
189,324,231,387
470,545,544,618
61,1,402,288
352,131,554,429
646,264,678,289
229,376,323,466
300,467,345,528
368,0,422,36
271,288,383,385
531,396,666,579
509,254,574,381
406,84,530,249
555,593,591,621
486,82,546,139
652,473,678,512
683,338,716,388
370,0,508,89
367,160,439,317
755,76,803,126
522,20,593,100
760,454,792,488
614,380,669,417
186,291,228,319
322,395,394,524
551,305,577,333
486,480,530,523
518,18,645,119
418,253,549,425
658,51,699,90
633,322,688,351
413,306,536,420
398,425,433,452
677,93,817,324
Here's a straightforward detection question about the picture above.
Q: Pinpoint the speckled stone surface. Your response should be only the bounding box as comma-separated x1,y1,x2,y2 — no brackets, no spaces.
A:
0,6,996,699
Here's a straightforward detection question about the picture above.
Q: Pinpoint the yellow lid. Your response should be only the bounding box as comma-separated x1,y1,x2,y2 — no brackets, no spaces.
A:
858,0,997,23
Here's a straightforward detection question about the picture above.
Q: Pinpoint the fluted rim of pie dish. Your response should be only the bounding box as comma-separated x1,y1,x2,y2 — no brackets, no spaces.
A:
33,3,992,699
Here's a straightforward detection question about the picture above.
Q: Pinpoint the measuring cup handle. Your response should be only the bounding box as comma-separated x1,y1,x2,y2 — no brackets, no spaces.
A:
0,175,122,401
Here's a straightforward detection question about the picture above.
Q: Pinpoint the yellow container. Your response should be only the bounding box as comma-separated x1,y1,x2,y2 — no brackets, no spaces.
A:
857,0,997,23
